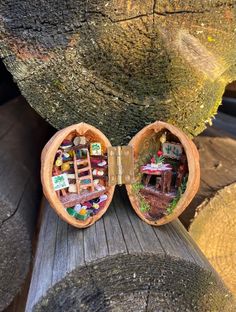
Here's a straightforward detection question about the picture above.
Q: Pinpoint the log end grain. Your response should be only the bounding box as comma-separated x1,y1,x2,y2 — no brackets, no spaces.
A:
0,2,236,144
189,182,236,297
26,189,235,311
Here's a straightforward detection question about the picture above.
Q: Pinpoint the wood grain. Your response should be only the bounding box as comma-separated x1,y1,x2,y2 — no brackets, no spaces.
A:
0,96,52,311
189,183,236,297
26,188,235,312
0,1,235,144
180,113,236,228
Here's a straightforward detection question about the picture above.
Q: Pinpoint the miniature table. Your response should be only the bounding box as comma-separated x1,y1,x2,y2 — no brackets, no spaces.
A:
140,163,172,188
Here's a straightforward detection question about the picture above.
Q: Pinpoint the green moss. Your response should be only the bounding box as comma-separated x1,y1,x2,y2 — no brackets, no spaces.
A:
52,79,66,92
132,183,150,213
167,177,188,215
140,198,151,213
132,182,144,193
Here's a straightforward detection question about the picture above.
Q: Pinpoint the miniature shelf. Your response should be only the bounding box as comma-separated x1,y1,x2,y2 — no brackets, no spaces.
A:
60,189,106,208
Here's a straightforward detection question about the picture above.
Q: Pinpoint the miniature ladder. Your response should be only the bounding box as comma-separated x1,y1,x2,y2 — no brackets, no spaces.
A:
73,149,95,195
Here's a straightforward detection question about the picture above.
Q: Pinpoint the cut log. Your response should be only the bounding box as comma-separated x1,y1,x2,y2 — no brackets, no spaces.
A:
189,183,236,297
25,189,235,312
0,96,53,311
223,81,236,98
180,115,236,228
212,111,236,138
0,1,236,144
178,114,236,296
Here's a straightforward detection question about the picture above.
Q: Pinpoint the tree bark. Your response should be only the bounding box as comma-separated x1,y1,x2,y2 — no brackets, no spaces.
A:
25,188,235,312
0,1,236,144
0,97,52,311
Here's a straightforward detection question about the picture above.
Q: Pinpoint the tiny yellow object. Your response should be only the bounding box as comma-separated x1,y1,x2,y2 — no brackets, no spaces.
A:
160,132,167,144
61,162,70,171
93,203,99,209
207,36,215,42
55,158,63,167
80,209,87,215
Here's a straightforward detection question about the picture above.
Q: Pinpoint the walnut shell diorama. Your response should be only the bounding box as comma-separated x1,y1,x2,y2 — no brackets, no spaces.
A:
41,121,200,228
41,123,115,228
126,121,200,226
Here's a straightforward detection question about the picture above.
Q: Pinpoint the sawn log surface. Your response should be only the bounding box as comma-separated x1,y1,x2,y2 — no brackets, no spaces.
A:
26,188,235,312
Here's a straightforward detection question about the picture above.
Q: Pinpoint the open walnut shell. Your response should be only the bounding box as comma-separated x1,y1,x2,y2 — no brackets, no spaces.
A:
41,123,115,228
41,121,200,228
126,121,200,226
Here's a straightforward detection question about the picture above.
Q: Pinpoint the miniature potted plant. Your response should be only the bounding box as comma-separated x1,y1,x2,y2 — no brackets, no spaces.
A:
150,150,164,168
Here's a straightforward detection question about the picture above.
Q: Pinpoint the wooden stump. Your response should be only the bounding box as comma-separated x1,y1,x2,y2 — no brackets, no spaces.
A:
0,97,52,310
26,189,235,312
189,183,236,297
180,115,236,228
0,1,236,144
179,113,236,297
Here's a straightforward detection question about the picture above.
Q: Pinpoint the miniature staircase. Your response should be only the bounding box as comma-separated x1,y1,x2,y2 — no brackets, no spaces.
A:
73,149,95,194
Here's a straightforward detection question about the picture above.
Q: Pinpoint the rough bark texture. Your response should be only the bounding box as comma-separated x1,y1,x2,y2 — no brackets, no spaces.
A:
0,1,236,144
189,183,236,297
25,188,235,312
0,97,52,311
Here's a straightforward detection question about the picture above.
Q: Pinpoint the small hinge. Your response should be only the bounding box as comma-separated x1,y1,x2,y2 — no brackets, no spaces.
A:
107,146,135,186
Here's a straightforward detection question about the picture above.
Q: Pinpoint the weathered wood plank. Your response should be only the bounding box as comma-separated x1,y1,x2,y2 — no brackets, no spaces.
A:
0,96,52,311
26,190,235,311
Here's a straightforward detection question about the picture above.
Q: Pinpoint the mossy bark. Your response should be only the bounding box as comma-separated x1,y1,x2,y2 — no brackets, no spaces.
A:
0,1,236,144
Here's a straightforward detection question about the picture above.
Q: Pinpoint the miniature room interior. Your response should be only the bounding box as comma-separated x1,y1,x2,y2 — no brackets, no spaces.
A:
52,131,108,222
133,129,189,221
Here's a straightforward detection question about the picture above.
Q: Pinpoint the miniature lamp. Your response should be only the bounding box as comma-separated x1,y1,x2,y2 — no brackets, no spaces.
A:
160,132,167,144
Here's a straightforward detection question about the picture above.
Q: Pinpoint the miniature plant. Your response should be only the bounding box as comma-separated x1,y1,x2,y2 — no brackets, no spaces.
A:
140,198,151,213
154,155,165,164
132,183,144,193
166,197,179,215
132,183,150,213
166,177,188,214
151,150,164,165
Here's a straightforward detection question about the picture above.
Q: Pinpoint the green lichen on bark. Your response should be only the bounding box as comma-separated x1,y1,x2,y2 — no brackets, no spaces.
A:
0,1,236,144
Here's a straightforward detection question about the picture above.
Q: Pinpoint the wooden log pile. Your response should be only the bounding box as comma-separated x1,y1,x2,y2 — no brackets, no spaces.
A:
25,189,235,312
0,97,52,311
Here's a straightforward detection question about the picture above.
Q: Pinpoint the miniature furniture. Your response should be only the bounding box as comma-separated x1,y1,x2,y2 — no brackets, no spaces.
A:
141,163,172,191
73,148,95,195
25,189,235,311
